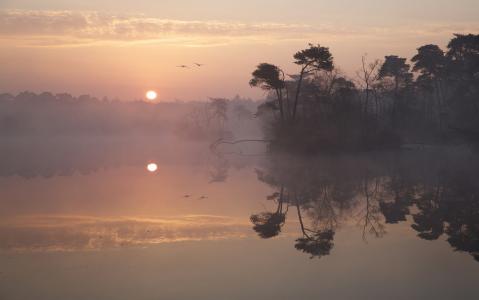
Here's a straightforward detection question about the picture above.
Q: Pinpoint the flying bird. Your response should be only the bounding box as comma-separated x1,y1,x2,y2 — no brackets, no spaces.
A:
177,65,189,68
194,63,204,67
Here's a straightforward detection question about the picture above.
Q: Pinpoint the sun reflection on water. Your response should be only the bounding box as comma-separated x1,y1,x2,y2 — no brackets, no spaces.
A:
146,163,158,172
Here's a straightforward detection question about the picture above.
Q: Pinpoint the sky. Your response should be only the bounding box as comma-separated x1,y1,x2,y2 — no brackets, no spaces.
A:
0,0,478,101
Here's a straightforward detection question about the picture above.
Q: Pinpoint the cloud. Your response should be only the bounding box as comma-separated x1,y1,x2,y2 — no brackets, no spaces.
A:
0,9,478,47
0,10,322,46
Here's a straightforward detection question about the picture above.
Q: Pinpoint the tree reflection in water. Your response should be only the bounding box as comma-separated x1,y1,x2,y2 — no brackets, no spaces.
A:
250,187,287,238
250,150,479,262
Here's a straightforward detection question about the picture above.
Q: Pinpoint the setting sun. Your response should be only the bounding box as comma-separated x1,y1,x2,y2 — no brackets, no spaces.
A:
146,90,157,101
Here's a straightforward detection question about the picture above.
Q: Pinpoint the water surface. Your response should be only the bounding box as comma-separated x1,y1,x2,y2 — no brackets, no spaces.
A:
1,138,478,300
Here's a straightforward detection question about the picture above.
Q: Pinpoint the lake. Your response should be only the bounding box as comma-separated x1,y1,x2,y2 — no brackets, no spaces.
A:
1,138,478,300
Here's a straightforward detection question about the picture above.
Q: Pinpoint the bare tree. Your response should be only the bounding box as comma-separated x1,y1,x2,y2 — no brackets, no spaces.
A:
356,54,381,119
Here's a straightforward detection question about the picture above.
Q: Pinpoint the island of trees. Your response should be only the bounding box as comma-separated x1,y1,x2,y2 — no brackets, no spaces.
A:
250,33,479,153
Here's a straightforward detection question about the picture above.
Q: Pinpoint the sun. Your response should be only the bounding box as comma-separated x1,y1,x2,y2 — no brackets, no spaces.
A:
146,90,157,101
146,163,158,172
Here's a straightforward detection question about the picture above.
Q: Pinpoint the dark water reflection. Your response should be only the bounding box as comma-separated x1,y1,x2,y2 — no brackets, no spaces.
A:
1,139,478,299
251,150,479,262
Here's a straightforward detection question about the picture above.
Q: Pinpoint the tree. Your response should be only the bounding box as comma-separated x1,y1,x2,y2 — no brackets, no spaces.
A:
209,98,229,127
292,44,334,120
250,212,286,238
378,55,413,128
250,63,286,120
412,44,447,132
250,188,287,238
446,33,479,75
446,34,479,137
294,230,334,259
379,55,413,94
412,44,446,77
356,55,381,119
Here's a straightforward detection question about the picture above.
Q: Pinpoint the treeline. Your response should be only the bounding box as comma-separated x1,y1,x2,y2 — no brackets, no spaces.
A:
250,33,479,153
0,92,180,136
0,92,257,138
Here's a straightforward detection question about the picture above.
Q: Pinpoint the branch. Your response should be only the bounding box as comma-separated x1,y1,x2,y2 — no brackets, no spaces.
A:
210,138,272,152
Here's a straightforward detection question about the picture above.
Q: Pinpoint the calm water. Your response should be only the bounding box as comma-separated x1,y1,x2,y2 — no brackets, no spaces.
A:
1,138,478,300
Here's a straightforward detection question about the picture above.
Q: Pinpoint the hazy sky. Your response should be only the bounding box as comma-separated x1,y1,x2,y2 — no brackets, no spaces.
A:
1,0,478,100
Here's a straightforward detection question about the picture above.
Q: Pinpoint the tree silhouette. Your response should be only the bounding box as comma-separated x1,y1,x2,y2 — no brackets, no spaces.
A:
250,63,287,120
446,34,479,74
250,187,287,238
294,229,334,259
412,45,447,78
250,212,286,239
292,44,334,120
445,34,479,137
356,55,381,121
412,44,447,132
379,55,413,91
378,55,413,128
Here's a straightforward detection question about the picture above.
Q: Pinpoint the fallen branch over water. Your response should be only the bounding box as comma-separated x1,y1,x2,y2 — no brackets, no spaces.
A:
210,138,272,153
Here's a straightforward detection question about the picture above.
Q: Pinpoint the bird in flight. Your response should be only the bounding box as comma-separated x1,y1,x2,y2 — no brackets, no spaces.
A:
177,65,189,68
194,63,204,67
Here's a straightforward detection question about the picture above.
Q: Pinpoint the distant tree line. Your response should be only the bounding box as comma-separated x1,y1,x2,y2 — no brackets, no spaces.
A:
0,92,181,136
0,92,256,138
250,34,479,153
